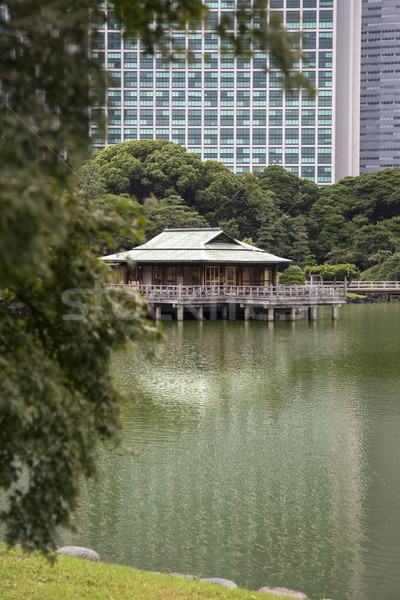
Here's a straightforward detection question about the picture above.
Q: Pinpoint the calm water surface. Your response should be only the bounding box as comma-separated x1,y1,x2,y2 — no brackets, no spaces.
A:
60,303,400,600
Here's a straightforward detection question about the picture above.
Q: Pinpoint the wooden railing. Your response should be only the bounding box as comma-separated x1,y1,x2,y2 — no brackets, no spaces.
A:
106,283,345,303
347,281,400,290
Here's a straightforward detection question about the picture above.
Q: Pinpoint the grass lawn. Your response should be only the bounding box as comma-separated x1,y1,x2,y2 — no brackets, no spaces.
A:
0,544,308,600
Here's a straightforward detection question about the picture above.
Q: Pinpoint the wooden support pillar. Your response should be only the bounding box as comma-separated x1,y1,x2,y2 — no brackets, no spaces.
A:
155,305,161,321
197,305,204,321
309,306,317,321
244,306,250,321
221,305,228,320
176,305,184,321
332,305,339,320
268,307,275,322
290,307,296,321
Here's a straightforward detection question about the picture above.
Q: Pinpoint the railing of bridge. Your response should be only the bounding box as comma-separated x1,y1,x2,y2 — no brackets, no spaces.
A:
106,283,345,302
347,281,400,290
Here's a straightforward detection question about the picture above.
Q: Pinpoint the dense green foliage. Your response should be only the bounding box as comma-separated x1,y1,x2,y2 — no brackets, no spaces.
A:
304,264,359,282
88,143,400,276
279,265,306,285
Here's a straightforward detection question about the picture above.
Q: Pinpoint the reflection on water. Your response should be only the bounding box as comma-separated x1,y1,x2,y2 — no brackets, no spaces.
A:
59,303,400,600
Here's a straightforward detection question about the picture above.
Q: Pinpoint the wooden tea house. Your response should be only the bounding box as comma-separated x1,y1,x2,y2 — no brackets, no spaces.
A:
102,228,344,321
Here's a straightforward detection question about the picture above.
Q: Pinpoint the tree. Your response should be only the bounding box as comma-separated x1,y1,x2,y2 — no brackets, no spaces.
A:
0,0,311,551
279,265,305,285
145,195,209,239
0,192,160,550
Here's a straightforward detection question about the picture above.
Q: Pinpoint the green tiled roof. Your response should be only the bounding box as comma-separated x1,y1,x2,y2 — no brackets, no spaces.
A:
101,228,291,265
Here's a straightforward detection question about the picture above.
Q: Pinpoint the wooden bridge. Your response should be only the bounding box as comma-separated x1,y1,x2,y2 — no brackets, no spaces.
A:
346,281,400,299
107,283,345,321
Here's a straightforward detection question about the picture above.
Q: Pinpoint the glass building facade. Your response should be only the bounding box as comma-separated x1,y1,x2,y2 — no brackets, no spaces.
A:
91,0,360,184
360,0,400,173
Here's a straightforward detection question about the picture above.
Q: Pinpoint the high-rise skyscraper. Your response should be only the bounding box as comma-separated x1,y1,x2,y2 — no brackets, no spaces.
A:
91,0,361,184
360,0,400,173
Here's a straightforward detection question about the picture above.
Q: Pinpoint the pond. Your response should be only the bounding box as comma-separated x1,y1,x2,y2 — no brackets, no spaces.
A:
60,302,400,600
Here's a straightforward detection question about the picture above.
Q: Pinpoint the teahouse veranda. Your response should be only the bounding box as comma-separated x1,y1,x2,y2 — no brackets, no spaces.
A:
102,228,344,321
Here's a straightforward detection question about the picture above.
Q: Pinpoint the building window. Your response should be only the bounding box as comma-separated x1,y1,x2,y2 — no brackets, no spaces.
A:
140,128,153,139
319,71,332,88
253,90,267,106
204,90,218,106
286,109,299,126
285,128,299,145
188,129,202,145
171,129,185,144
188,72,202,88
221,72,234,88
204,148,218,160
140,110,153,127
237,110,250,126
269,148,282,164
155,128,170,140
269,109,282,126
253,110,266,126
124,128,137,140
317,166,331,183
220,147,234,162
303,52,316,68
140,53,153,68
188,110,202,126
319,32,333,49
318,109,332,126
318,148,331,164
301,147,315,163
107,128,121,143
124,72,137,88
318,90,332,107
172,110,185,126
253,72,267,88
124,90,137,106
124,52,137,68
156,91,169,107
237,72,251,88
318,128,331,145
108,90,121,106
237,91,250,106
285,149,299,164
252,148,266,164
221,91,234,106
156,72,170,88
107,52,121,69
140,91,153,106
108,32,121,49
172,91,186,106
220,129,234,145
172,72,186,88
269,90,283,106
221,110,234,126
236,129,250,145
204,129,218,145
204,110,218,126
269,129,282,145
302,109,315,126
237,147,250,164
301,166,315,180
140,72,153,88
156,110,169,126
108,109,121,125
253,129,266,145
253,52,267,69
269,71,283,87
302,128,315,145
